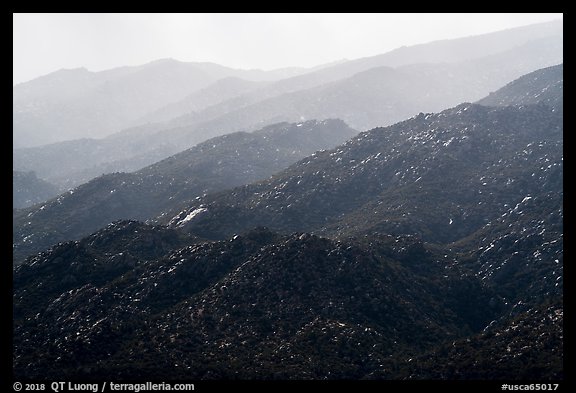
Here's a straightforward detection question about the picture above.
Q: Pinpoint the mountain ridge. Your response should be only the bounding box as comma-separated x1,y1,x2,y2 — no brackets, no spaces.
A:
12,119,356,263
13,20,562,191
13,35,562,191
14,225,505,379
171,102,562,246
13,170,60,209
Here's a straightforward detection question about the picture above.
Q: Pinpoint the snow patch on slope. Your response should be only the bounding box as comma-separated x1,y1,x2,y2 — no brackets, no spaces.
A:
169,206,208,227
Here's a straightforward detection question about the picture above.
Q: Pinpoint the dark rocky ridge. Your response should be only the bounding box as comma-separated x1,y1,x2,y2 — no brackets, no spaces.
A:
14,225,504,379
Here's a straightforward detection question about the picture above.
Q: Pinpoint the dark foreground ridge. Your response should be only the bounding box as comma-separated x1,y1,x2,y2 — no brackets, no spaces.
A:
16,224,523,379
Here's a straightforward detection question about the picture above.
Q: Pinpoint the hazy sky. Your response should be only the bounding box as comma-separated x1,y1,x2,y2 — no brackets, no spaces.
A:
13,13,562,85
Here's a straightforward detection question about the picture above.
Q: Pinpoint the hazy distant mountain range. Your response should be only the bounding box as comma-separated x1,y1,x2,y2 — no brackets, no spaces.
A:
13,59,324,148
13,20,562,193
14,20,560,149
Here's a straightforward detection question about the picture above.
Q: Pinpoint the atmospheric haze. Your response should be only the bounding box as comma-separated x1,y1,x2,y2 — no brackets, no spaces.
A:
13,13,562,85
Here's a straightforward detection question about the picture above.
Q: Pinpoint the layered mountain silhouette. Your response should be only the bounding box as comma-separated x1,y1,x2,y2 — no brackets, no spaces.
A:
167,64,562,310
13,20,562,191
13,119,356,263
13,60,563,380
160,33,562,136
13,59,313,148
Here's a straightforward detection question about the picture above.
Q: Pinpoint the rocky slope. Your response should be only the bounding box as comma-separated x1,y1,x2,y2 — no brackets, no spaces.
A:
13,120,356,263
14,226,503,379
